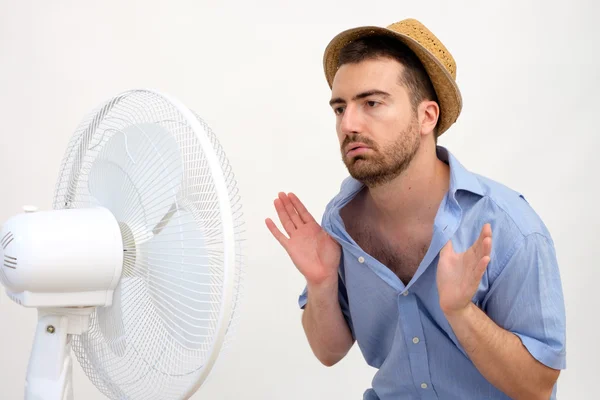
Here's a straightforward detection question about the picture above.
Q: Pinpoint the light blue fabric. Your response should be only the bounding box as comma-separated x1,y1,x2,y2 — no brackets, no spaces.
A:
298,146,566,399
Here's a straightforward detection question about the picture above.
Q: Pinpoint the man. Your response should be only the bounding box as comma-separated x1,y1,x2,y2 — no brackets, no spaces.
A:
265,18,566,400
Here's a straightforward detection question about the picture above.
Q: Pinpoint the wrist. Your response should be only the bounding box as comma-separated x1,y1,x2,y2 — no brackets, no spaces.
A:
442,301,477,321
307,275,338,298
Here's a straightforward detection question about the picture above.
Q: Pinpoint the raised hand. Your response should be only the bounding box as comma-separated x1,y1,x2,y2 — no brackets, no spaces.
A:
265,192,341,285
437,223,493,317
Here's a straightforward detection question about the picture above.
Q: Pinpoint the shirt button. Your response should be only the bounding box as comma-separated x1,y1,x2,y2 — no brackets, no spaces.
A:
402,290,409,296
421,383,428,389
412,337,420,344
358,256,365,263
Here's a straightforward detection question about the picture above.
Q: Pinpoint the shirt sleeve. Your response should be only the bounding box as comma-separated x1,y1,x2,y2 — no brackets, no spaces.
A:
482,232,566,370
298,260,355,340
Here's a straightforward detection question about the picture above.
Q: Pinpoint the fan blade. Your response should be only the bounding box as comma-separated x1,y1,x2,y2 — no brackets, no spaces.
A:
87,122,184,244
96,282,127,357
139,203,216,353
64,93,127,208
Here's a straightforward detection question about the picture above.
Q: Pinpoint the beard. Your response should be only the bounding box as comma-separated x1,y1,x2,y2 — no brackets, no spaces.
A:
341,117,420,188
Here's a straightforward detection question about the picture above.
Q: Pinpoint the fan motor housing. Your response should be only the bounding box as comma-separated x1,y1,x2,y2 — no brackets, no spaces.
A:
0,206,123,307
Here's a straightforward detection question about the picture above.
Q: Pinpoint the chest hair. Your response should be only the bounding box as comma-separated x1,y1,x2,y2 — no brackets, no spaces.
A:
345,217,430,285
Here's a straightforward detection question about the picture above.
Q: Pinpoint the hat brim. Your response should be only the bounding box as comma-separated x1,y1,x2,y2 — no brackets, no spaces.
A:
323,26,462,136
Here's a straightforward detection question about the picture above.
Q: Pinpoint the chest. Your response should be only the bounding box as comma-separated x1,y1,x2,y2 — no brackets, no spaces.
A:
345,217,431,285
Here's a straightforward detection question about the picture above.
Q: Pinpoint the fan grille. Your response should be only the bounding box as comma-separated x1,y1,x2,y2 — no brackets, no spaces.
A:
53,90,244,399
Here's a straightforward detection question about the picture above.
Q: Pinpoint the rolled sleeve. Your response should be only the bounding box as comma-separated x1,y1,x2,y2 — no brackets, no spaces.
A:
298,286,308,309
483,232,567,370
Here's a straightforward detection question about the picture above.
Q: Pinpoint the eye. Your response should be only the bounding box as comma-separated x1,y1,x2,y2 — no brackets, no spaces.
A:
334,106,345,115
366,100,379,108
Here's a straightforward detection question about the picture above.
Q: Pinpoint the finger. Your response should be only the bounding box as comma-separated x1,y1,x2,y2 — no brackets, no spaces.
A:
479,223,492,244
474,225,485,246
265,218,289,250
278,192,303,228
482,236,492,258
474,255,491,279
472,223,492,259
469,238,492,272
274,198,296,236
477,225,493,257
288,192,316,224
440,239,454,257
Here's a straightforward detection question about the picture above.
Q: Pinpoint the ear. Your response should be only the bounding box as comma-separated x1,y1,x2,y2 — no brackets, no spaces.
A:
418,100,440,137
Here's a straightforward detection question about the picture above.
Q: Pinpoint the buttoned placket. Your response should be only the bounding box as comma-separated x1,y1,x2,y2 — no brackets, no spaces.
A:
355,249,439,399
397,291,439,399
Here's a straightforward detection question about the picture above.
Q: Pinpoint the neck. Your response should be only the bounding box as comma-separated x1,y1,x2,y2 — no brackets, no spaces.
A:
364,144,450,227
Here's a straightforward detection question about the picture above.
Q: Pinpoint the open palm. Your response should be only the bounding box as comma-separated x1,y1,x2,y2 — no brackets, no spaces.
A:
437,223,492,316
266,192,340,285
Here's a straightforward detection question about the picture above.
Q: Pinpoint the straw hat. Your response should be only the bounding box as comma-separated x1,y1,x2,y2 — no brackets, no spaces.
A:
323,18,462,136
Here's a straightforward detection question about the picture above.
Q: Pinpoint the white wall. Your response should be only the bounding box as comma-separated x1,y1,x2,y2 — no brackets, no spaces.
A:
0,0,597,398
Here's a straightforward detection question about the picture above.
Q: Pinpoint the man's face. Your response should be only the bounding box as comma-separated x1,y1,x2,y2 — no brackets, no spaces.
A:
330,57,421,187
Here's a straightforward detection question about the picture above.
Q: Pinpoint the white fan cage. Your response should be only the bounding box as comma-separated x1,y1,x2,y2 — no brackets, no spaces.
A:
52,89,245,399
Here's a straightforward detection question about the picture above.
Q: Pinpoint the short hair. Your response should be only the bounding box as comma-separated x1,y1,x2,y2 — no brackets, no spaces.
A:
337,35,440,136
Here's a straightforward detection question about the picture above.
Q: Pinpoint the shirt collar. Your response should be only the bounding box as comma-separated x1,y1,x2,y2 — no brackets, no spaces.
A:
332,145,484,209
436,146,484,198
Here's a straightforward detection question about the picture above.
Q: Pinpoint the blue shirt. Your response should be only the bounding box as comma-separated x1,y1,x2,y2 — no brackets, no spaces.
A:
298,146,566,400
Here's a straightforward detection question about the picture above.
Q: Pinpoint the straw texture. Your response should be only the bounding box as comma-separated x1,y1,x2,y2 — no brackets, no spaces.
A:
323,19,462,135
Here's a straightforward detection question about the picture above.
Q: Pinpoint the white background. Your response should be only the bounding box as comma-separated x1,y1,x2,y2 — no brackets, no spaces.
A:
0,0,598,399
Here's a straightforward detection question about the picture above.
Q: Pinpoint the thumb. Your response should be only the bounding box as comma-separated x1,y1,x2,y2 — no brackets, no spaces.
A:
441,239,454,257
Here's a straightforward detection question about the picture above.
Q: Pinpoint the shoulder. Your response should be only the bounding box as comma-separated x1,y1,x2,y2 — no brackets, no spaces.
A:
471,172,551,237
456,173,556,281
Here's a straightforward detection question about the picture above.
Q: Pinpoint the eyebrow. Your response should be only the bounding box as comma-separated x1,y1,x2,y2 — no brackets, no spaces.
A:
329,90,391,106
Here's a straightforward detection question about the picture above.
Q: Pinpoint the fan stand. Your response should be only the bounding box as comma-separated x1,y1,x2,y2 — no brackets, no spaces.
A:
25,307,94,400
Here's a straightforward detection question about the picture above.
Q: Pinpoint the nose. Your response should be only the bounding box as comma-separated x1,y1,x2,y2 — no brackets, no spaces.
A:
339,104,363,136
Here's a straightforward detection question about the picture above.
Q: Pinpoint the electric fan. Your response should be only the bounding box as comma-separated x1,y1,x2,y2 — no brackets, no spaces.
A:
0,89,245,400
